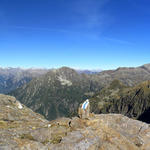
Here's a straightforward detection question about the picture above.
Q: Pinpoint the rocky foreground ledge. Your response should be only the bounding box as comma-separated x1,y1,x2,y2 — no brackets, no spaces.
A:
0,94,150,150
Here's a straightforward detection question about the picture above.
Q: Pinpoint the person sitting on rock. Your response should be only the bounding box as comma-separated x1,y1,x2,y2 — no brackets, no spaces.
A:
78,99,90,119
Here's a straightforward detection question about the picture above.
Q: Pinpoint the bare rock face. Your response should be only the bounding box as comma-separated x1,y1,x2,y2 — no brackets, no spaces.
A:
0,94,150,150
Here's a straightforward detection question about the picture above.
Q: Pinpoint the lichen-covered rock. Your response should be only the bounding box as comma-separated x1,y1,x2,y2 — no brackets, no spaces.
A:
0,94,150,150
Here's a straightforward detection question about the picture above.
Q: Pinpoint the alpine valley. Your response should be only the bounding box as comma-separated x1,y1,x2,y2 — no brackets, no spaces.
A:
7,63,150,122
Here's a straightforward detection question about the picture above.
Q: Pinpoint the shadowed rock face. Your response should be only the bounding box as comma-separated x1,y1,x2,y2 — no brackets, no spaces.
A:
0,94,150,150
90,80,150,123
138,108,150,123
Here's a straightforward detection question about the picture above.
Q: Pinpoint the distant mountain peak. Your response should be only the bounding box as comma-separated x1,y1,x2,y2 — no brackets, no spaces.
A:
76,69,102,74
141,63,150,72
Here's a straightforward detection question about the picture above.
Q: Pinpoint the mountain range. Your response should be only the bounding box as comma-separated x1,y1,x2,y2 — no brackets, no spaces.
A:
0,67,49,93
9,63,150,121
10,67,103,120
0,67,102,94
92,63,150,86
76,69,102,74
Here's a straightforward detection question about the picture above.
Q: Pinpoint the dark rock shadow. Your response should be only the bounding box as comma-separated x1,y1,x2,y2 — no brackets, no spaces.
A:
138,108,150,123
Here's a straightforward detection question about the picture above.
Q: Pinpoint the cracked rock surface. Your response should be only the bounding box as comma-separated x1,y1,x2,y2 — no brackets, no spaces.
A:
0,94,150,150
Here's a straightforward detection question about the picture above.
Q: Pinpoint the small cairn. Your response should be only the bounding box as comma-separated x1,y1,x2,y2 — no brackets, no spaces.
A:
78,99,90,119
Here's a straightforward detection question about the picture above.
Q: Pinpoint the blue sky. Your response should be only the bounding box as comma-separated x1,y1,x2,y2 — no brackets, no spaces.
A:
0,0,150,70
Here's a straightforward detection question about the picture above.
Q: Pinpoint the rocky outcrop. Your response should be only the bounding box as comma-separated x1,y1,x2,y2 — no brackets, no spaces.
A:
0,94,150,150
78,99,90,119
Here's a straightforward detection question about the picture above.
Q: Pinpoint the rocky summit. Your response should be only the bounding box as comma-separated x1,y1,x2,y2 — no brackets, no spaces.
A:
0,94,150,150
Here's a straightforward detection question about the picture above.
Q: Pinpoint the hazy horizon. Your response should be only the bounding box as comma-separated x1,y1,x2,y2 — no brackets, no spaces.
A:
0,62,149,71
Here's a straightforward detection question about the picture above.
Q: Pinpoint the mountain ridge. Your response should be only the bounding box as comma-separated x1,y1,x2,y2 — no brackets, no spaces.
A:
90,79,150,123
0,67,49,93
10,67,103,120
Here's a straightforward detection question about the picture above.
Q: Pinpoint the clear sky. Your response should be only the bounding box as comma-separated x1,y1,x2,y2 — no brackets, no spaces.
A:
0,0,150,70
